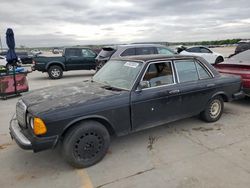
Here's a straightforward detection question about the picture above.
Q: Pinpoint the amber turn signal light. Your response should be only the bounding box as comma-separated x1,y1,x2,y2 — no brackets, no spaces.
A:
33,118,47,135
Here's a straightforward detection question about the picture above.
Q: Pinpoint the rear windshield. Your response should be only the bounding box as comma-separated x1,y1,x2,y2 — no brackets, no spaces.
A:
98,48,116,58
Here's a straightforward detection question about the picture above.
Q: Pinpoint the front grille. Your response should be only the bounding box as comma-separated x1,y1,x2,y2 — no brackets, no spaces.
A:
16,100,27,128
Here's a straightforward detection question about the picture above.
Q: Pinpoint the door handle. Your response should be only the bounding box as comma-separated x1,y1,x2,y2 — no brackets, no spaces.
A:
169,89,180,94
206,83,215,87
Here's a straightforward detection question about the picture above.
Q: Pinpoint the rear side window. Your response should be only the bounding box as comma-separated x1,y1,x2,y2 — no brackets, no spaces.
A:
196,62,211,79
121,48,136,56
186,47,200,53
175,60,199,82
65,49,82,56
143,62,174,87
136,47,156,55
157,47,174,55
200,47,211,53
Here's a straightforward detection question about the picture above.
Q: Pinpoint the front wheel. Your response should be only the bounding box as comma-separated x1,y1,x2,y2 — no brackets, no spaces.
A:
48,65,63,79
6,63,14,71
200,96,224,122
62,121,110,168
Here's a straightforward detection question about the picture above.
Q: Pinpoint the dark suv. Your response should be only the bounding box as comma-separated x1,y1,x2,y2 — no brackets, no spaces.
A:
95,44,176,70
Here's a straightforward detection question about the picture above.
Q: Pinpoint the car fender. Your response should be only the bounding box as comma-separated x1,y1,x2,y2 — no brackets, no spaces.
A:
45,61,65,70
211,91,230,102
61,115,116,137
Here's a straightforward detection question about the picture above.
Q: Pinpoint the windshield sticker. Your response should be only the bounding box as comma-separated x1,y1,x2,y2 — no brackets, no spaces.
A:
124,62,139,68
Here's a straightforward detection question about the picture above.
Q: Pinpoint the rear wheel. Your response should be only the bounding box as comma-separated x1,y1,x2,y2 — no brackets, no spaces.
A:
48,65,63,79
62,121,110,168
200,96,224,122
215,56,224,64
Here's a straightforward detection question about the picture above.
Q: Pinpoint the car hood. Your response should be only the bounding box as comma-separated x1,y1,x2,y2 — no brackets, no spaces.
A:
21,80,125,115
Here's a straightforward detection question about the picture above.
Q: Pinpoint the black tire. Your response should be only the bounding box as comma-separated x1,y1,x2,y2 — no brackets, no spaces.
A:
62,121,110,168
48,65,63,79
215,56,224,64
96,61,105,72
6,63,13,71
200,96,224,122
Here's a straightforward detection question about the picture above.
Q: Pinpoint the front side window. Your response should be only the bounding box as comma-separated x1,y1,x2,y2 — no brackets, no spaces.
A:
82,49,96,57
120,48,136,56
136,47,156,55
143,62,174,87
175,60,199,82
157,47,174,55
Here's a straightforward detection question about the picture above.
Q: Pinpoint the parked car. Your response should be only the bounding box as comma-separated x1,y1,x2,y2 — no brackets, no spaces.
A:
32,47,97,79
17,51,33,64
10,54,244,168
31,49,42,56
229,42,250,57
0,55,21,70
95,44,176,70
215,49,250,96
52,48,60,54
179,46,224,64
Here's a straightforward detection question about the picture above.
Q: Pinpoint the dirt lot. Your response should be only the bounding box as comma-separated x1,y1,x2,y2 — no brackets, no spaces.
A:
1,47,250,188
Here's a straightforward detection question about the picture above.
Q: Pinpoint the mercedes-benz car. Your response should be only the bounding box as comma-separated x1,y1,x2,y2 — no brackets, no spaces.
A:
10,55,244,168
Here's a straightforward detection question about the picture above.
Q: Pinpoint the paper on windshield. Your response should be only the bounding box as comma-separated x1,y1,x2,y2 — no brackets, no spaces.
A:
124,61,139,68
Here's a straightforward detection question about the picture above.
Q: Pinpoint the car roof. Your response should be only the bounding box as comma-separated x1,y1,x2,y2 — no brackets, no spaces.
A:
103,43,169,49
112,54,198,63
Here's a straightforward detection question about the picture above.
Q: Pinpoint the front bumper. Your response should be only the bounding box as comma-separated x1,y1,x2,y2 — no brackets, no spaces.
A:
9,118,58,152
233,91,245,100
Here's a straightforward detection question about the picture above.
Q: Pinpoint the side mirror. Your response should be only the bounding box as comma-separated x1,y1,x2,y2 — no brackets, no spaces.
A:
137,80,150,91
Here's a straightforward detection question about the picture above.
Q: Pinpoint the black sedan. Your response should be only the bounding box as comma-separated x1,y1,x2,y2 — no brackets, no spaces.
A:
10,55,244,168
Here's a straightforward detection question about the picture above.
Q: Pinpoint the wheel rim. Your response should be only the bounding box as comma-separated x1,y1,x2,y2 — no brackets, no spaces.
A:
7,65,13,71
73,131,104,161
210,99,221,118
51,69,60,77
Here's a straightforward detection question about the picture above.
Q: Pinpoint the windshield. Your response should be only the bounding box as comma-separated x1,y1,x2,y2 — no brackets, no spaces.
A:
93,60,143,90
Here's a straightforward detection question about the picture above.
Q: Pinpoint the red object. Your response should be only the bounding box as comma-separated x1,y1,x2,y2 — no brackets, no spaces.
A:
0,72,29,97
214,50,250,96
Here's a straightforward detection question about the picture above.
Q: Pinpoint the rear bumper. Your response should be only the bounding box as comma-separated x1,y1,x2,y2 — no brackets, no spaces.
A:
233,91,245,100
9,118,58,152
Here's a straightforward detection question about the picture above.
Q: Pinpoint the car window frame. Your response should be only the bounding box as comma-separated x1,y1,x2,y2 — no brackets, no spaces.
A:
195,60,213,80
173,59,214,83
138,61,176,91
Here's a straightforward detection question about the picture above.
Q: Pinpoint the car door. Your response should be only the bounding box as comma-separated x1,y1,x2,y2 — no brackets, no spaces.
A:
130,61,182,131
80,49,97,70
173,59,216,116
65,48,84,70
199,47,216,64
